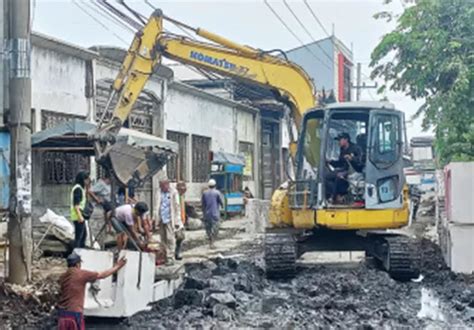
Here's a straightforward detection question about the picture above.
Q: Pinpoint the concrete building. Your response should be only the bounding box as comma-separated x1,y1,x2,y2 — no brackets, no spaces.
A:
30,33,98,217
286,36,353,103
15,32,260,219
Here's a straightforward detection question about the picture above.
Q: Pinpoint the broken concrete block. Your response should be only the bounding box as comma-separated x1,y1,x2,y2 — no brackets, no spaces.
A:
207,292,237,308
212,303,235,321
245,199,270,234
155,263,185,281
186,217,203,230
439,222,474,274
444,162,474,224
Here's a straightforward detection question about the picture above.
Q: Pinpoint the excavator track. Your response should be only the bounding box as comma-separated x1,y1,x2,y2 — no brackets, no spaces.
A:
372,235,420,281
264,232,297,279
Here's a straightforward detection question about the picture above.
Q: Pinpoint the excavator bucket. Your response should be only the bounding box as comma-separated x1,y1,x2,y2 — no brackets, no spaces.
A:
106,143,168,188
97,129,178,188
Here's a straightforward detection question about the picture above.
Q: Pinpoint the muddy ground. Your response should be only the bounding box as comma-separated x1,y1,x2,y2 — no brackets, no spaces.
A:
118,238,473,329
2,216,474,329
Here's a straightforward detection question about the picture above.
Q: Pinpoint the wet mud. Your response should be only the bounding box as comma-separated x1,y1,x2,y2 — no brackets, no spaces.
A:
3,230,473,329
120,239,473,329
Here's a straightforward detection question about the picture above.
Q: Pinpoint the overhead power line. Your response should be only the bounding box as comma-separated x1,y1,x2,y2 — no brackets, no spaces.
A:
72,0,130,45
97,0,143,30
144,0,194,38
303,0,330,38
85,0,136,33
282,0,334,63
301,0,353,71
263,0,332,71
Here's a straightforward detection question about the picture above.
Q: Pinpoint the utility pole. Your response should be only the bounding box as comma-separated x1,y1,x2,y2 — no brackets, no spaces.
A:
356,63,362,101
352,62,377,101
7,0,32,284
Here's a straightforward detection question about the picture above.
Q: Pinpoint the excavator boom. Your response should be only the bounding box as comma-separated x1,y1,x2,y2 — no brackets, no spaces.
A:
94,9,316,187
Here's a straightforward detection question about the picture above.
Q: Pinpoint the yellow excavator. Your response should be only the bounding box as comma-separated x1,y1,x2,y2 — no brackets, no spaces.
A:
94,9,420,280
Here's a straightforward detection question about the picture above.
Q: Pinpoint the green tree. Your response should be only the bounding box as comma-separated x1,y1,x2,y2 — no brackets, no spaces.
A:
370,0,474,166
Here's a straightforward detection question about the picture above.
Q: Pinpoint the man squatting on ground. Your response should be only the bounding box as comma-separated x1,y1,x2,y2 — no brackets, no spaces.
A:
57,252,126,330
154,179,183,265
111,202,150,250
201,179,223,249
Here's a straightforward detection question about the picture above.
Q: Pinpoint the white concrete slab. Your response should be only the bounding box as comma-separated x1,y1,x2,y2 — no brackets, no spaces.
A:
245,199,269,234
440,223,474,274
153,277,183,302
445,162,474,224
80,249,157,318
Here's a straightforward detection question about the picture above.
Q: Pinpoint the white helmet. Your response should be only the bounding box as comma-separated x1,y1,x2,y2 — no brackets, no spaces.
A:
208,179,216,187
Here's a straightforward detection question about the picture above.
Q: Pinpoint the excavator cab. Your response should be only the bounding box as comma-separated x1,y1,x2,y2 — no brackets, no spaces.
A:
266,102,418,281
291,102,406,214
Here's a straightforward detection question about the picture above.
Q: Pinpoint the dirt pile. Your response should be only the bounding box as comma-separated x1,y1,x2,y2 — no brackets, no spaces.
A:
0,280,57,328
0,257,63,329
123,244,473,329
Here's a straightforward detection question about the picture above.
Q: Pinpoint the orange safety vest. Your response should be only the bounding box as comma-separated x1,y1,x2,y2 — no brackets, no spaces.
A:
178,194,186,224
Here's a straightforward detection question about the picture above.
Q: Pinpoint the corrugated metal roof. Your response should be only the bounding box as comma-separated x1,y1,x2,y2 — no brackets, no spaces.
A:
212,151,245,165
31,119,178,153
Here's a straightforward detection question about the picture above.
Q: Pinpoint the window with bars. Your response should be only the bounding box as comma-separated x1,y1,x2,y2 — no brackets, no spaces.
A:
166,131,188,181
41,110,90,184
192,135,211,183
239,141,254,180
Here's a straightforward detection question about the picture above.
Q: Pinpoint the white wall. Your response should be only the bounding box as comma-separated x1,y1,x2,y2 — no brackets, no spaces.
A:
165,84,258,201
95,62,164,96
31,46,90,120
165,86,234,150
165,85,234,200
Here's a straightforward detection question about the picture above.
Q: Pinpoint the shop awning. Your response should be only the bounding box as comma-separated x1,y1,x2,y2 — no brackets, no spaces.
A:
31,119,178,154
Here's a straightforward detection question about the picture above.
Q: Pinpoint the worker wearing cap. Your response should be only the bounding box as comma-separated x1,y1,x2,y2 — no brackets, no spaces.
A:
154,179,182,265
201,179,223,249
57,252,126,330
326,132,363,203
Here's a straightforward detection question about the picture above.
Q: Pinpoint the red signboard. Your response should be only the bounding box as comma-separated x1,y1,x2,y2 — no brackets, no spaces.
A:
338,52,345,102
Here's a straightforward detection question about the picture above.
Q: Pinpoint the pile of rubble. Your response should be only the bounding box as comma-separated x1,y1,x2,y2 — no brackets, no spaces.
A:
123,241,474,329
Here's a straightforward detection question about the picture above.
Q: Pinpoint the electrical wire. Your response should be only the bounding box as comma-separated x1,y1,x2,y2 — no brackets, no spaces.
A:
98,0,143,30
302,0,354,72
71,0,130,45
144,0,196,39
303,0,330,37
283,0,334,63
264,0,332,71
117,0,147,25
88,0,136,33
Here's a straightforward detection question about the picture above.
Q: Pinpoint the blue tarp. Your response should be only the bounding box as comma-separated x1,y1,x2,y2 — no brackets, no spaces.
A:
212,151,245,165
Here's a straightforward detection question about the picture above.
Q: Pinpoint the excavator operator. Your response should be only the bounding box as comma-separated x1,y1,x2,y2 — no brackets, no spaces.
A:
326,132,363,203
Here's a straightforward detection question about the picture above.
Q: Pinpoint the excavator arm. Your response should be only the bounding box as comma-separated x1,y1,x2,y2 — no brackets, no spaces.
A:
96,9,316,187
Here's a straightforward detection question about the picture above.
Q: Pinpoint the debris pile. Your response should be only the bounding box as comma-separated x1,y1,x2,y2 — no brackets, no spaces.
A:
124,242,473,329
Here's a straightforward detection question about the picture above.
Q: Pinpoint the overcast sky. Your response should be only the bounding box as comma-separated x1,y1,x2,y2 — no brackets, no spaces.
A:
32,0,430,139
